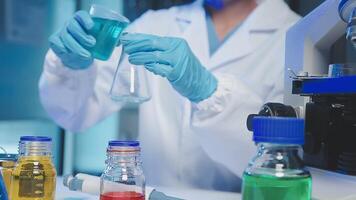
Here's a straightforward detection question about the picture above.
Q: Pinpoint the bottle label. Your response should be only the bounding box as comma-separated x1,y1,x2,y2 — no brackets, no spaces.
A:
18,164,45,197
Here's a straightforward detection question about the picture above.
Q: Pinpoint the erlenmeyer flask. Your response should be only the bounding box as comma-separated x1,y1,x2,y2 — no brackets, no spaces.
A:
86,4,150,104
110,55,151,104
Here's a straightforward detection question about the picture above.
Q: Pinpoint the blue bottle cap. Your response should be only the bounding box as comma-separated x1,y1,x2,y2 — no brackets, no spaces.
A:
108,140,140,147
20,136,52,142
204,0,225,10
252,117,305,144
338,0,356,22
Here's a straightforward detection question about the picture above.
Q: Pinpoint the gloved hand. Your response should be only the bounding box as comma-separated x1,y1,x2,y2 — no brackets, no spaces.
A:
121,33,217,103
49,11,96,70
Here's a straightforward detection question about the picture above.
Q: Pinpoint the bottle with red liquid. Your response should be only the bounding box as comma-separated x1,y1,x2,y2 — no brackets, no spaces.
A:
100,141,145,200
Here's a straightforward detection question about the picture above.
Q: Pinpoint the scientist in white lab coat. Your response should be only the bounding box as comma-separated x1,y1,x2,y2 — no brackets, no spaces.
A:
40,0,300,191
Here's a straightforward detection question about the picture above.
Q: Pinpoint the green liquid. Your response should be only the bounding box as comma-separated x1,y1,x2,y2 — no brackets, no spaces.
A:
242,173,311,200
88,17,128,60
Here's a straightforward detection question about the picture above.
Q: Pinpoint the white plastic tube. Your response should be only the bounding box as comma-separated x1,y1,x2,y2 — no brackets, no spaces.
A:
63,173,155,199
63,173,100,195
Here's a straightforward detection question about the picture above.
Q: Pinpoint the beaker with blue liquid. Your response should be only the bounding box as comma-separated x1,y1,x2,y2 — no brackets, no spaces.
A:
88,5,151,104
88,5,129,60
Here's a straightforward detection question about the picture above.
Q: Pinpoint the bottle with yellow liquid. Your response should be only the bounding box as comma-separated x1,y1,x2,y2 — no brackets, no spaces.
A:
0,153,17,195
10,136,56,200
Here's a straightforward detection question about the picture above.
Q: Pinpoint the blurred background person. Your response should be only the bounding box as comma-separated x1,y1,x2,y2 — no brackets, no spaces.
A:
0,0,324,193
40,0,300,191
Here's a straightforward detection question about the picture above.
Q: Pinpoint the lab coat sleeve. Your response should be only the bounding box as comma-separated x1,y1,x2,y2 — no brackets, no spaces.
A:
39,49,124,132
191,73,262,178
190,28,291,178
38,9,161,132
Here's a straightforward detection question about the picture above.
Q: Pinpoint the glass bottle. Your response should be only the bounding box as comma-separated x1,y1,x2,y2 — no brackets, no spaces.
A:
10,136,56,200
242,117,312,200
0,173,8,200
0,150,17,195
100,141,145,200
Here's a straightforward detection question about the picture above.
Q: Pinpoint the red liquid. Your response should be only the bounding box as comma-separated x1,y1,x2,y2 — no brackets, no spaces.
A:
100,191,145,200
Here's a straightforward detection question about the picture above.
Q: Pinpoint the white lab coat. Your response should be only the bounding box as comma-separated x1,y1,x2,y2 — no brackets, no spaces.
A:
39,0,300,191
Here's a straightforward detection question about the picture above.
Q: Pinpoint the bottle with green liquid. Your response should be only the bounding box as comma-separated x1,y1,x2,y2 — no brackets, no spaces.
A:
242,117,312,200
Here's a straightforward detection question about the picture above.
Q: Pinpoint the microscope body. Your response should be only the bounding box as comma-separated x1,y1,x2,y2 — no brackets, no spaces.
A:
285,0,356,173
249,0,356,198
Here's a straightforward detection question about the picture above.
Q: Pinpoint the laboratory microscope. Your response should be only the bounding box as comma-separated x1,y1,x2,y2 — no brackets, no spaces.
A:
247,0,356,199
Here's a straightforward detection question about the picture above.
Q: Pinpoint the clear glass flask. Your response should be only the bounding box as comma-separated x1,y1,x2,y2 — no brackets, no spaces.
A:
88,4,151,104
242,117,312,200
10,136,56,200
110,61,151,104
100,141,145,200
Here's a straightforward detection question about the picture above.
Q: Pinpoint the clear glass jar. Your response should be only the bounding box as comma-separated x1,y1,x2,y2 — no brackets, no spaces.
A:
100,141,145,200
10,136,56,200
242,117,312,200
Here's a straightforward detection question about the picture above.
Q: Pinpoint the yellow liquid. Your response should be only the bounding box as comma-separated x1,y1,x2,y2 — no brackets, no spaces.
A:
1,161,15,194
10,156,56,200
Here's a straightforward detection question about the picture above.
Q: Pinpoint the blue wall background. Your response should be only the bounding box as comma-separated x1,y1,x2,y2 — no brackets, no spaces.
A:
0,0,334,176
0,0,51,120
0,0,122,175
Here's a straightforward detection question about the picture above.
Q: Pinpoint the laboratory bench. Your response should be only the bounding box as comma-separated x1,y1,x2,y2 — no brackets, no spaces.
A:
56,176,356,200
56,177,240,200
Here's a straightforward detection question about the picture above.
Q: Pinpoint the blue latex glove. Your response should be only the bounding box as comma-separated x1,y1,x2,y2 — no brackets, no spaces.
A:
121,33,217,103
49,11,96,70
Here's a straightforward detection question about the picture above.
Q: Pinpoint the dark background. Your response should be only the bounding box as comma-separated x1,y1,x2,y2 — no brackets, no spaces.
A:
119,0,325,20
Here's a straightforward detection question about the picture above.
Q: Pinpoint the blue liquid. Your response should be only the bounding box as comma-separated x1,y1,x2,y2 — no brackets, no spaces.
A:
0,173,8,200
88,17,128,60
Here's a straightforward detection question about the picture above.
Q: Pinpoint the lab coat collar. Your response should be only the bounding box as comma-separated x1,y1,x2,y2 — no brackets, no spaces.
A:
176,0,289,30
174,0,292,69
175,0,210,68
246,0,293,31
